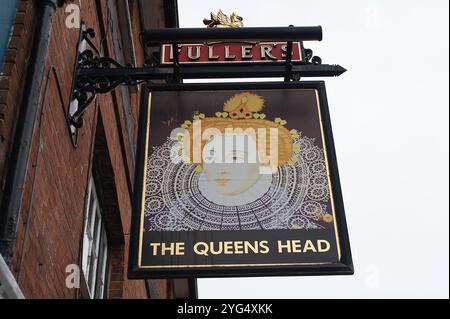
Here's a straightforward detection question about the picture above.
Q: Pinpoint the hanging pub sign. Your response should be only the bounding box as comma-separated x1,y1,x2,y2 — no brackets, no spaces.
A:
128,82,353,278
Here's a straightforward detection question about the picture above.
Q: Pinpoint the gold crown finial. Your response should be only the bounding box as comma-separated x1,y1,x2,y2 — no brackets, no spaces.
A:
203,10,244,28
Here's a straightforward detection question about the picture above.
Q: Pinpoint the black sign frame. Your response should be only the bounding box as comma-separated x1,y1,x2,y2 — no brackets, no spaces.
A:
128,81,353,279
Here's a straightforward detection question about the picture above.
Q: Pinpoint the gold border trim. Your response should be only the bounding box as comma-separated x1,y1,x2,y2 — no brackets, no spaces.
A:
137,88,341,269
138,93,152,267
139,262,331,269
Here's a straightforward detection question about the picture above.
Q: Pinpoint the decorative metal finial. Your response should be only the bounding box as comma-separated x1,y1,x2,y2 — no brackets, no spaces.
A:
203,9,244,28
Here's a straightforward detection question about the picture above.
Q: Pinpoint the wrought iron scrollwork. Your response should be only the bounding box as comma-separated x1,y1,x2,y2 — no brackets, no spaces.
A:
77,55,131,93
69,28,144,128
68,25,346,130
304,48,322,65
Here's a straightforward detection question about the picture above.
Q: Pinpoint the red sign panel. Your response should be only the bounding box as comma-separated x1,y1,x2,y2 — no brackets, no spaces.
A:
161,42,303,64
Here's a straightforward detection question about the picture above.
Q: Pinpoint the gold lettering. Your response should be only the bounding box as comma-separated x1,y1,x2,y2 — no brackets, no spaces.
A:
234,241,244,254
210,242,222,255
175,242,185,255
291,240,302,253
149,242,184,255
303,240,318,253
244,241,259,254
223,241,234,254
150,243,161,256
259,240,269,254
194,242,209,256
161,243,175,256
278,240,291,253
317,240,331,252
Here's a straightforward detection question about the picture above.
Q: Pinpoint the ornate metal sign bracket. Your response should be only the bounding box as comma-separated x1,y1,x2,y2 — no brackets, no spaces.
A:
68,23,346,129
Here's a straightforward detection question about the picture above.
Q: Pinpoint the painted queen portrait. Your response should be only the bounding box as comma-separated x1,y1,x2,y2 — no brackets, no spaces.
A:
144,91,335,232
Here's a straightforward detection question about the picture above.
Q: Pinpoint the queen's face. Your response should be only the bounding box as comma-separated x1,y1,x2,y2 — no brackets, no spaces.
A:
202,134,261,196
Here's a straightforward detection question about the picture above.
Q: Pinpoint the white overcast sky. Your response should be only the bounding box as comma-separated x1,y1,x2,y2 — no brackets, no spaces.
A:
178,0,449,298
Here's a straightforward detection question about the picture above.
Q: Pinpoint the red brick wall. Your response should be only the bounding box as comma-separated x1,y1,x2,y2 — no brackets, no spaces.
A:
0,0,35,194
1,0,175,299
